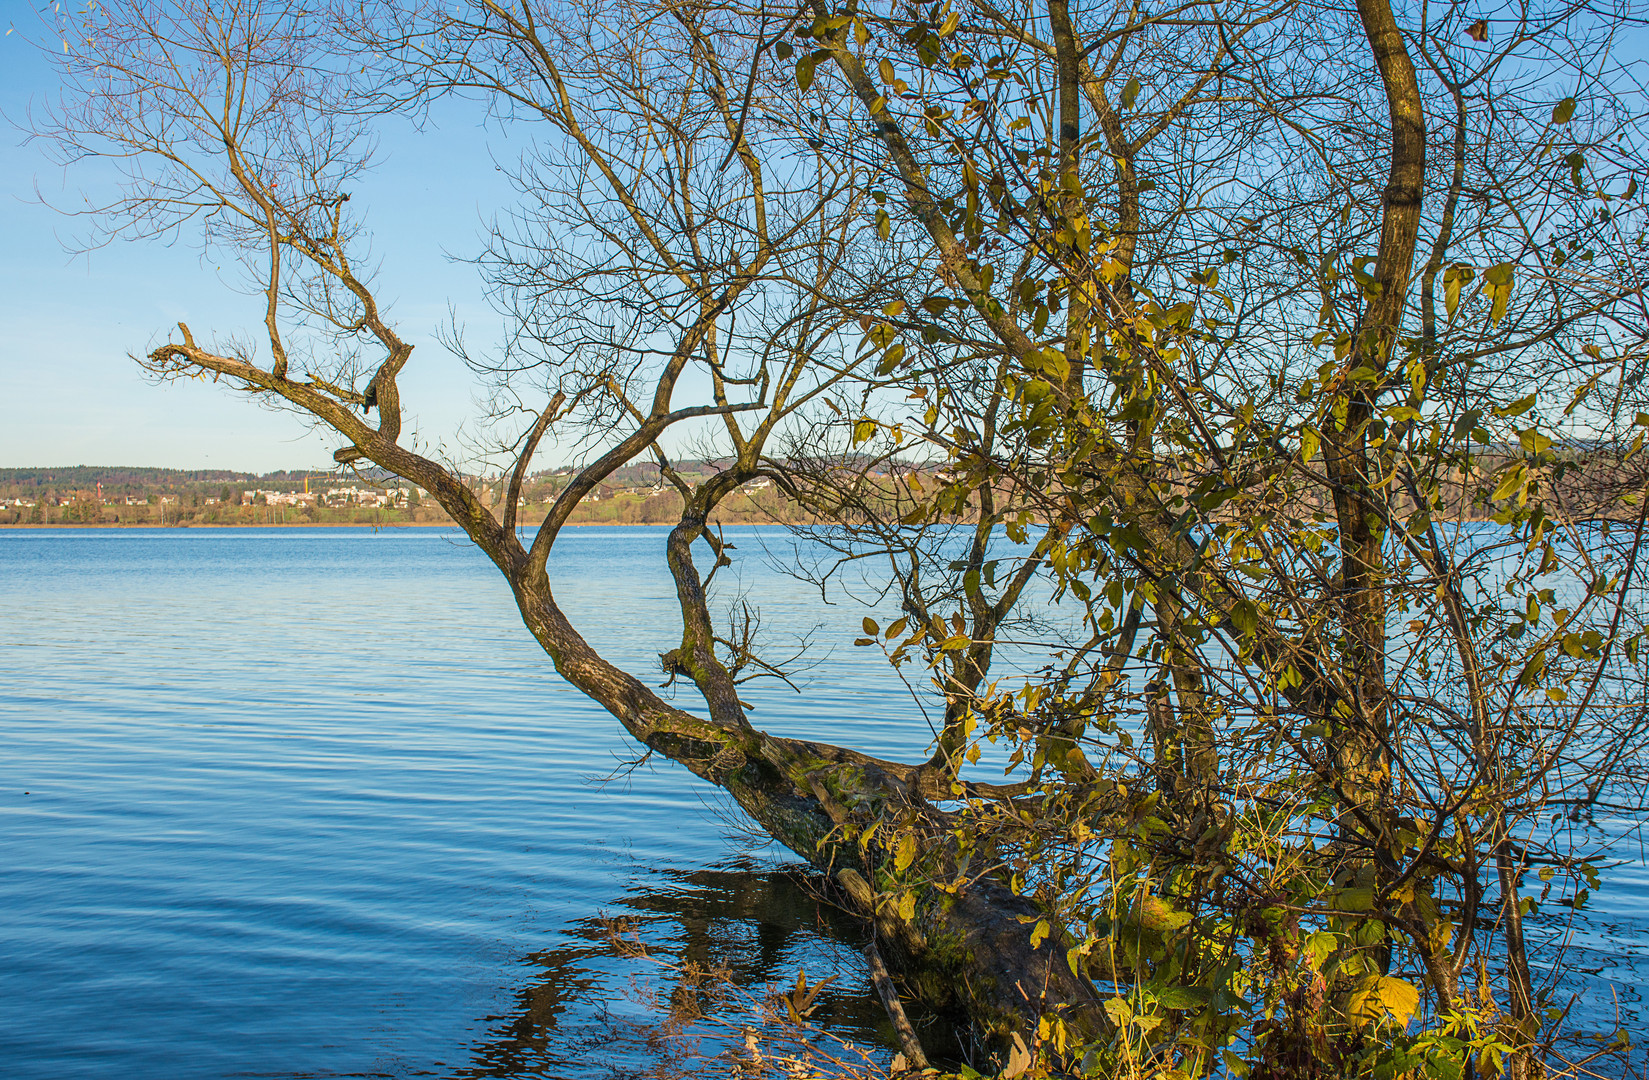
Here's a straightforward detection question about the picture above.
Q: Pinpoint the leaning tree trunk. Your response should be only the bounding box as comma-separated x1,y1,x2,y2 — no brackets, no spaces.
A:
510,572,1108,1043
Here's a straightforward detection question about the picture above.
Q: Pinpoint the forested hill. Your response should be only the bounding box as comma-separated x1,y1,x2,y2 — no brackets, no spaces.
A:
0,461,749,493
0,466,308,492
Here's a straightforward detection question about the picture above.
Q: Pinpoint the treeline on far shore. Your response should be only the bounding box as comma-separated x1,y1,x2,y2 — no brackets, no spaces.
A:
6,447,1639,531
0,464,815,528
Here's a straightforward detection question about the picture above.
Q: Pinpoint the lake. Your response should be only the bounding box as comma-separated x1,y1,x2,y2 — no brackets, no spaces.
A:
0,527,1643,1078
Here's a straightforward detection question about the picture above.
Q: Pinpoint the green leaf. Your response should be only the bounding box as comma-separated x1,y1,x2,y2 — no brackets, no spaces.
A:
862,616,880,637
1453,409,1484,440
1493,392,1537,418
1121,77,1141,110
1157,986,1212,1010
796,53,818,91
875,343,906,375
1552,97,1577,124
1517,647,1547,688
1566,151,1587,192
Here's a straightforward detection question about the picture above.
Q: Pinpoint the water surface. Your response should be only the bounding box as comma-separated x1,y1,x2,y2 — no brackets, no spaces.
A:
0,527,918,1079
0,526,1642,1078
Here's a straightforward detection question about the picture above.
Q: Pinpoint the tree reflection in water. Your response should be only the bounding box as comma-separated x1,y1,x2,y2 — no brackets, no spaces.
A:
453,859,959,1078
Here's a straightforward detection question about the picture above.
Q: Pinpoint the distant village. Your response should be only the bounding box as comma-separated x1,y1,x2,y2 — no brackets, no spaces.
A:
3,484,414,510
234,485,416,510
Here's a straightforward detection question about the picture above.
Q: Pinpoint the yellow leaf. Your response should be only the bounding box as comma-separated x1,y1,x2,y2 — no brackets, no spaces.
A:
1518,427,1552,454
1443,263,1474,317
1135,894,1191,932
1347,975,1420,1028
1304,931,1337,971
894,831,918,873
1491,464,1527,502
1481,262,1515,325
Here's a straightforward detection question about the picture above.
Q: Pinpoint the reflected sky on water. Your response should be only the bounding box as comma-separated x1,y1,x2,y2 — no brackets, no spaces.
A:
0,527,930,1079
0,527,1640,1077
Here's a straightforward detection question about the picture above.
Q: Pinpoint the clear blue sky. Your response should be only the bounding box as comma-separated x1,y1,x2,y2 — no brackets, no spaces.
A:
0,24,519,474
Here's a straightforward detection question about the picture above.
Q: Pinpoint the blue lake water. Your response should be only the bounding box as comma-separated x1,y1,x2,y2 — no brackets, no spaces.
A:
0,527,1643,1078
0,526,935,1079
